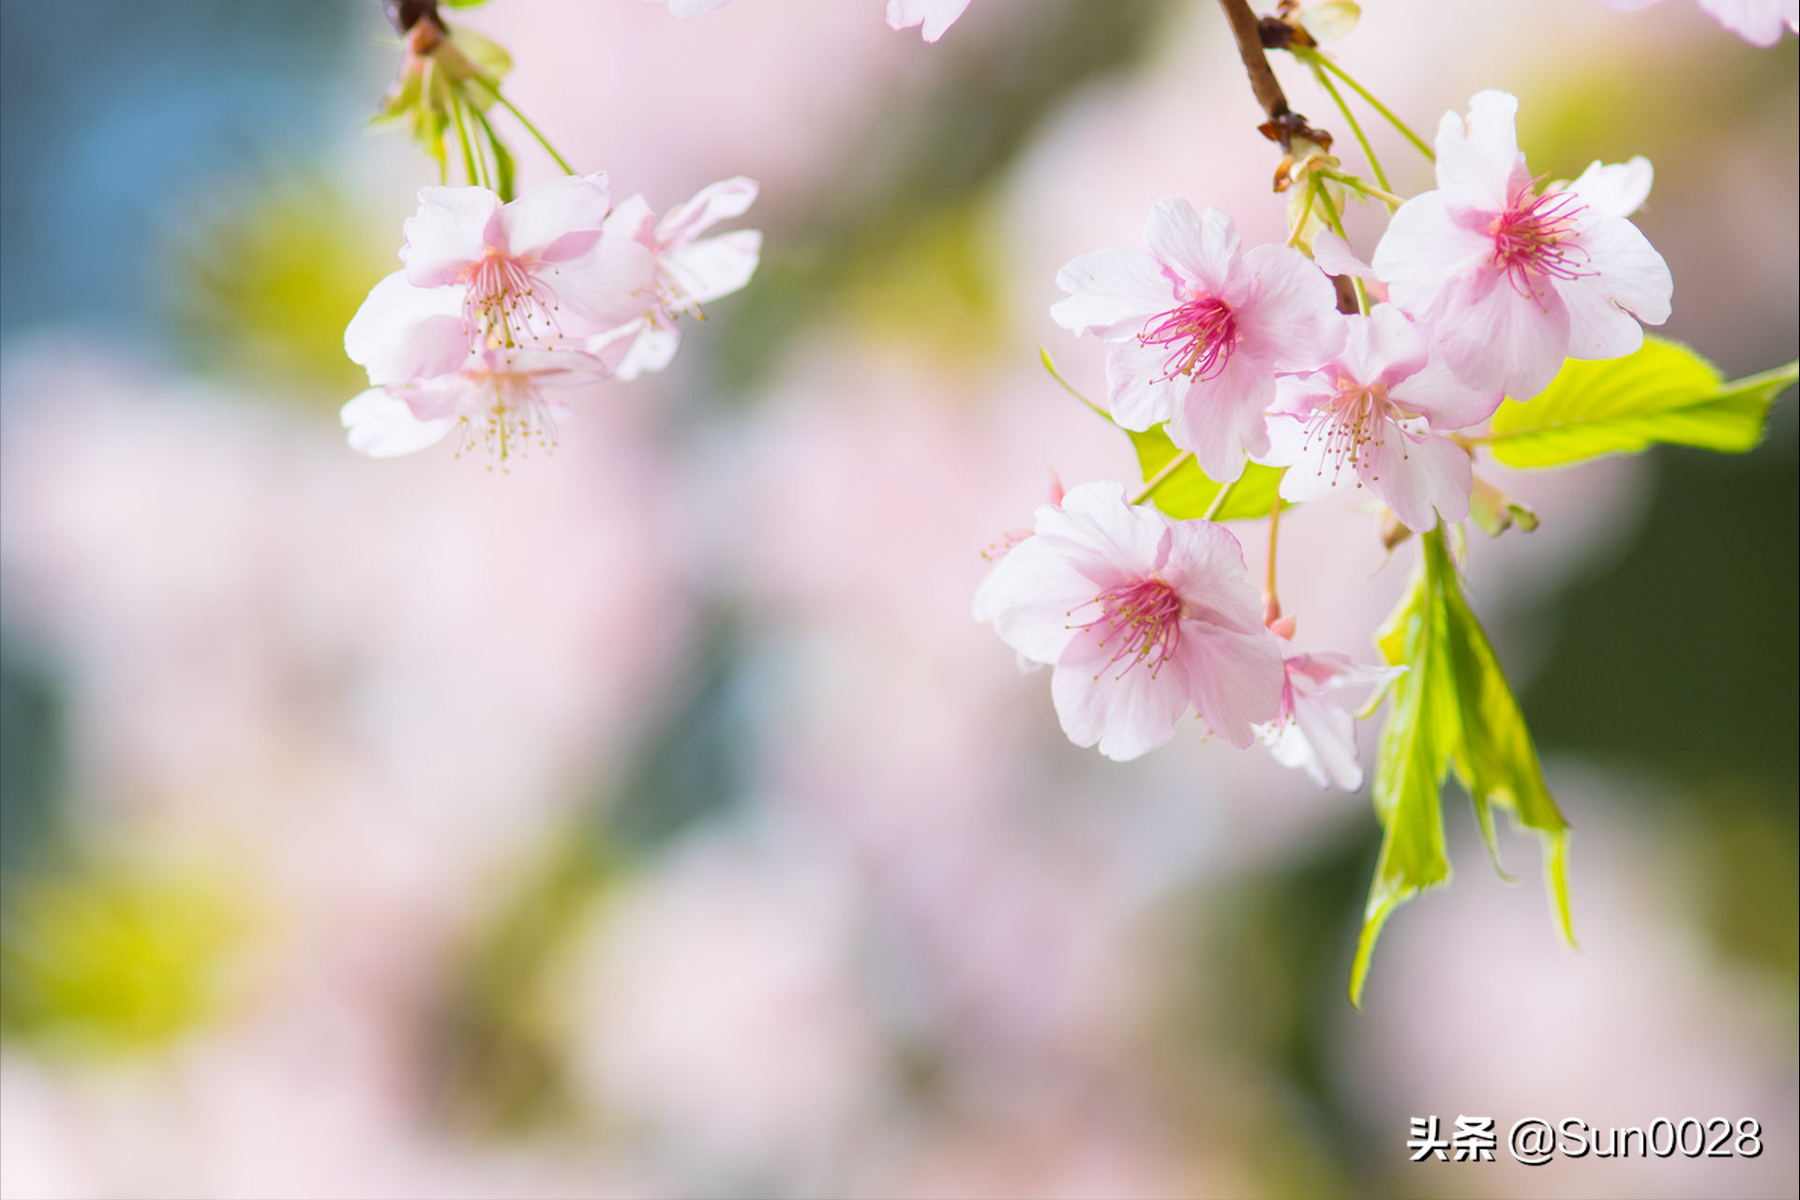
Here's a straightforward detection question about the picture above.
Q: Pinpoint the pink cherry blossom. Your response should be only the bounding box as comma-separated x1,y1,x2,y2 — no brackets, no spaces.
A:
588,177,762,380
1370,91,1673,400
341,346,611,461
886,0,973,41
1051,200,1345,483
343,175,654,389
1265,304,1500,532
1606,0,1797,45
1257,644,1403,790
974,480,1284,760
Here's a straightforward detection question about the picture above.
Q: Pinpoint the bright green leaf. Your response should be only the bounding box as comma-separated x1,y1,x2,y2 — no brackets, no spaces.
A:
1127,422,1286,522
1487,337,1796,468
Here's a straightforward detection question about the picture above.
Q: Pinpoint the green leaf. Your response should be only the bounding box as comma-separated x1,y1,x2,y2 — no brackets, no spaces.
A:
1487,337,1796,468
1127,422,1286,522
1352,530,1574,1004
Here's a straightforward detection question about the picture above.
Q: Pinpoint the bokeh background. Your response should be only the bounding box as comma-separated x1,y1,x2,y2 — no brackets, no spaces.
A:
1,0,1795,1196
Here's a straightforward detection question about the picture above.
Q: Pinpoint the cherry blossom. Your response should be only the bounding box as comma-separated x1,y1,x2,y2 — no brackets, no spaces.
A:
974,481,1284,760
1607,0,1797,46
1264,304,1500,532
341,347,611,461
588,178,762,380
1257,644,1403,790
886,0,974,41
1370,91,1673,400
1052,200,1345,482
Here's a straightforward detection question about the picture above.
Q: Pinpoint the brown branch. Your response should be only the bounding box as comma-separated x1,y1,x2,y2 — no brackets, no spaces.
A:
1215,0,1333,156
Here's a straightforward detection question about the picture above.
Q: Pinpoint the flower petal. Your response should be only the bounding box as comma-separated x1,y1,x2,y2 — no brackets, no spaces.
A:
975,535,1102,665
1103,339,1187,431
1371,191,1492,319
1236,242,1346,369
344,271,471,386
1435,90,1526,214
1433,270,1571,399
341,387,455,457
663,229,762,306
1051,626,1192,761
1568,157,1654,219
496,173,612,263
1366,427,1472,531
1569,216,1673,330
401,186,501,286
1166,354,1275,481
655,177,759,248
885,0,974,41
1390,353,1502,431
1175,621,1284,749
1051,247,1173,339
1037,480,1169,583
545,234,659,332
1158,519,1265,635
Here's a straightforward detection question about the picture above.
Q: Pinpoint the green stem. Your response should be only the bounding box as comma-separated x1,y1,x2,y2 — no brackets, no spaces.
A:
1310,63,1390,194
1201,466,1243,520
472,76,576,175
1312,175,1369,314
1133,450,1193,506
1318,167,1403,209
469,104,515,202
1308,52,1434,163
450,92,484,190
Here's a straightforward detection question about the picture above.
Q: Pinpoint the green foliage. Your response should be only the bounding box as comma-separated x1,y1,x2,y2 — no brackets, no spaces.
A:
1487,337,1797,468
1127,422,1287,522
1352,529,1571,1005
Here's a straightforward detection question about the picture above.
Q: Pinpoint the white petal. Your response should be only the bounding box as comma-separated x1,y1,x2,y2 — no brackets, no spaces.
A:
1570,216,1673,328
1051,627,1191,761
1435,90,1525,213
1143,200,1238,294
1051,247,1173,339
885,0,974,41
497,173,611,263
401,186,500,286
344,271,471,386
663,230,761,305
545,234,659,333
1038,480,1170,582
1311,228,1378,281
1103,339,1187,431
1371,191,1491,319
1175,621,1285,749
1366,428,1472,532
341,387,454,457
1568,157,1653,219
655,177,759,247
974,536,1100,665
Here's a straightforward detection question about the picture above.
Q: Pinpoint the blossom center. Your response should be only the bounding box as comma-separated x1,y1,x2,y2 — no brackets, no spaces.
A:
462,250,564,347
1304,378,1404,480
1489,189,1590,298
455,365,559,466
1081,576,1184,679
1138,295,1237,382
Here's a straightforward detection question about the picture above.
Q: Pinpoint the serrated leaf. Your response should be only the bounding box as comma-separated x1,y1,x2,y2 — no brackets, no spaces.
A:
1353,555,1451,1006
1127,422,1286,522
1352,530,1575,1003
1487,338,1796,468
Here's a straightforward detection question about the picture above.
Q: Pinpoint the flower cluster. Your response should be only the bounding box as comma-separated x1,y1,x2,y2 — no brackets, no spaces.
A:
343,173,759,462
979,88,1673,785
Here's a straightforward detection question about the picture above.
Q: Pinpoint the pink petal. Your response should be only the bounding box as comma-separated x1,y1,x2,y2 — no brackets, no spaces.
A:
1290,694,1363,789
1435,90,1527,214
1174,620,1284,749
1158,520,1266,635
496,173,612,263
974,535,1101,665
885,0,974,41
1568,216,1673,328
1143,200,1238,294
1389,354,1502,432
1260,715,1332,788
1236,242,1346,369
1166,355,1276,482
1371,192,1491,319
1433,271,1571,399
1051,626,1192,761
1366,427,1473,532
655,177,759,248
1311,229,1377,281
1037,480,1170,582
401,186,501,286
1103,339,1187,431
1697,0,1797,44
543,234,659,333
344,271,471,386
1051,248,1173,339
1342,304,1428,388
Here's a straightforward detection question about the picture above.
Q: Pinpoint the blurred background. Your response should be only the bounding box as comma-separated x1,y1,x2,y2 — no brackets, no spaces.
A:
0,0,1794,1196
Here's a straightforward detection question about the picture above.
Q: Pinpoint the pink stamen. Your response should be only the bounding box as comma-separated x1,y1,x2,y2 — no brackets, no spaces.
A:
1302,378,1406,484
1138,296,1238,382
1490,187,1592,300
462,251,565,346
1078,576,1184,679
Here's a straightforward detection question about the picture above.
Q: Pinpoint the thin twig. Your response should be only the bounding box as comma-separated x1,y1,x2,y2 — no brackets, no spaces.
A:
1216,0,1290,119
1133,450,1193,506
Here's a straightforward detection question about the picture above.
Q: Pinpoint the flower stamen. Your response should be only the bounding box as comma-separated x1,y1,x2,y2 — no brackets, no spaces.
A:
1138,296,1238,382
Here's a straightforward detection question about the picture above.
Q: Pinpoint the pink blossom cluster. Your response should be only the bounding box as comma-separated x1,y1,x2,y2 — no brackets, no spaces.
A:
978,89,1672,783
343,173,760,461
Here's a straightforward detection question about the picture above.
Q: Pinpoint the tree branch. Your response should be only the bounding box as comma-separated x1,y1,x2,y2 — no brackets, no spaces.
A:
1215,0,1333,155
